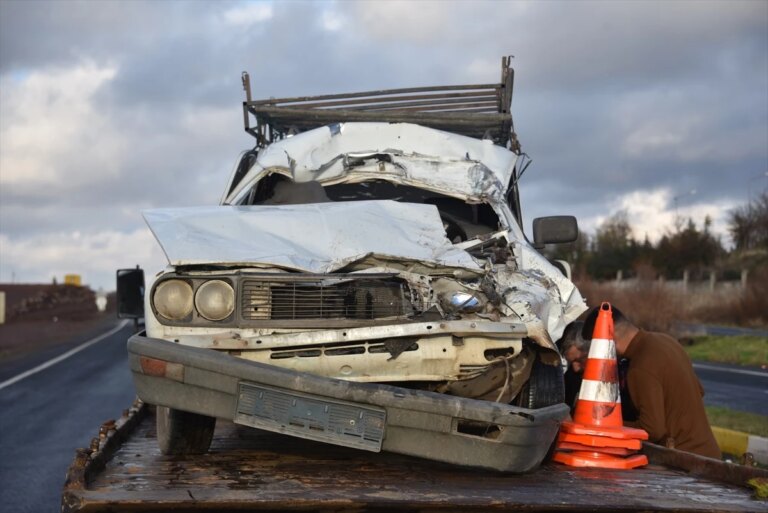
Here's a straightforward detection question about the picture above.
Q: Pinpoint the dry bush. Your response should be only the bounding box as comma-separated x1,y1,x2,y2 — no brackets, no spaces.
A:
576,265,768,330
691,266,768,327
632,261,658,282
575,278,686,332
3,284,97,322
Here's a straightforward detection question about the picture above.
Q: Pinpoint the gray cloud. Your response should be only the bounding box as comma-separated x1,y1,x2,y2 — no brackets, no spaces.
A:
0,1,221,72
1,0,766,288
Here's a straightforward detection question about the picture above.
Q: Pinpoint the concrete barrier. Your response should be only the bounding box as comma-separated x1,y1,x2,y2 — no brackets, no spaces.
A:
712,426,768,465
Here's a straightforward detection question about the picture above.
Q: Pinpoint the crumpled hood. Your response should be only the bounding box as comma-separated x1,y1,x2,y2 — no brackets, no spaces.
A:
224,123,518,205
143,200,481,273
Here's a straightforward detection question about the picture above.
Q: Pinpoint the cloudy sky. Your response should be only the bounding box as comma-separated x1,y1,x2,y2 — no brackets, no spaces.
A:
1,0,766,290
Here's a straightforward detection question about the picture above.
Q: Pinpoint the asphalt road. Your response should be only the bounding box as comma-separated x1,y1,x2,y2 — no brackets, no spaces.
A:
695,361,768,416
676,322,768,415
675,322,768,338
0,321,136,513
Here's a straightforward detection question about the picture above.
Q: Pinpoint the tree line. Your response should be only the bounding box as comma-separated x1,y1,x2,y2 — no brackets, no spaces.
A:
546,192,768,281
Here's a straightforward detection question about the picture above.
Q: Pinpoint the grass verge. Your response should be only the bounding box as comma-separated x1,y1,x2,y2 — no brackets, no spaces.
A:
706,406,768,437
684,335,768,367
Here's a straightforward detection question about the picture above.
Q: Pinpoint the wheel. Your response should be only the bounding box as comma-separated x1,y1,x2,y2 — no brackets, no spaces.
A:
514,354,565,409
156,405,216,455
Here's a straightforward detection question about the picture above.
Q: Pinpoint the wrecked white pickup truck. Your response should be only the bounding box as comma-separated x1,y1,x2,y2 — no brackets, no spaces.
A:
118,57,586,473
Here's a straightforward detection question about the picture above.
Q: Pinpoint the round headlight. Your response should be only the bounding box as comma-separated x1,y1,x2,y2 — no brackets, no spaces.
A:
153,279,194,320
442,291,484,313
195,280,235,321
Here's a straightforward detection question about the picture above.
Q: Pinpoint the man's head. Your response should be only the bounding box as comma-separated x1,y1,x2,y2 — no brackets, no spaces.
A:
559,320,590,374
580,304,638,356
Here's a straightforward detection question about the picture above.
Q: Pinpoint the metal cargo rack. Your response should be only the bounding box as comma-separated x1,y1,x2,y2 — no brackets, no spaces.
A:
242,56,521,151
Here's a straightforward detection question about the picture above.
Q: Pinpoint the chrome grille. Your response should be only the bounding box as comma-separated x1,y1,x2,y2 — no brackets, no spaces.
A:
270,340,419,359
241,276,411,321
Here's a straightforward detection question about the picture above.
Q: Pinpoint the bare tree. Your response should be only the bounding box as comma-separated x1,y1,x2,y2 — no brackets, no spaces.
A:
728,192,768,251
588,211,638,279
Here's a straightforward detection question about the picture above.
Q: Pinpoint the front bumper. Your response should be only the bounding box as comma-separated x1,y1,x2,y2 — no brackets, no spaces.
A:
128,332,568,473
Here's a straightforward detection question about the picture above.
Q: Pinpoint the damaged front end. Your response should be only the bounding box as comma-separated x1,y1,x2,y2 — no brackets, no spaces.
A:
127,121,585,472
141,197,582,405
146,267,543,404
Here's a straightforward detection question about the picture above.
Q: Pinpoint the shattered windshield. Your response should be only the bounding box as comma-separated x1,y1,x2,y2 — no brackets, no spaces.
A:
242,176,502,243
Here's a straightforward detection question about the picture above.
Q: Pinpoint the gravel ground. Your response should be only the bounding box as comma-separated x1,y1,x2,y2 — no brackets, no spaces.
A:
0,313,117,364
0,284,116,364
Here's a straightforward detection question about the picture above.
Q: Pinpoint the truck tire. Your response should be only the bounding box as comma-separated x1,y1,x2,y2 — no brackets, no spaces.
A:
515,356,565,409
156,406,216,455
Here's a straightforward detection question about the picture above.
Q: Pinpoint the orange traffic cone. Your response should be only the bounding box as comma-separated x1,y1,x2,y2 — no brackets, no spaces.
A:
555,449,646,469
556,442,635,457
553,302,649,469
558,431,642,450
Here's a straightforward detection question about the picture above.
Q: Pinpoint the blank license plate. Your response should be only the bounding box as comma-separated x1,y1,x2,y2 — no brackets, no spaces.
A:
234,382,386,452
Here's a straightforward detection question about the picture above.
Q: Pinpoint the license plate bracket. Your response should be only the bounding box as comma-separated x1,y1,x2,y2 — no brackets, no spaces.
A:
234,382,386,452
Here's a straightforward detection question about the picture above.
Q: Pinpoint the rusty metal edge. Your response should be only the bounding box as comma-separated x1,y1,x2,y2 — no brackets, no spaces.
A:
56,404,764,512
642,441,768,489
61,398,148,513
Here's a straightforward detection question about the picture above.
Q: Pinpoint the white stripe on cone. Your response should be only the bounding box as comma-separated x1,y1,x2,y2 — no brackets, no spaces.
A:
578,379,621,403
588,338,616,360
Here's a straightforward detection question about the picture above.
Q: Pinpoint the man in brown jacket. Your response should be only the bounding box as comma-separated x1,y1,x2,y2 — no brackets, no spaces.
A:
581,306,721,459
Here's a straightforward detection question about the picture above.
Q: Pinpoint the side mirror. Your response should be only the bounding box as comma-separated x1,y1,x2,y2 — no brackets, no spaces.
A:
532,216,578,249
116,268,145,319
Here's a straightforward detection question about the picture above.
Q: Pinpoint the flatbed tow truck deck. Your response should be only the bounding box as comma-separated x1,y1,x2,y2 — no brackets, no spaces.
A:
63,402,766,513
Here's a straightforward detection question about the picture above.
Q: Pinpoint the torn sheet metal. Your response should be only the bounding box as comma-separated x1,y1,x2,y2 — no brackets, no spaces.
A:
494,265,572,345
143,200,481,274
512,245,587,341
224,123,518,205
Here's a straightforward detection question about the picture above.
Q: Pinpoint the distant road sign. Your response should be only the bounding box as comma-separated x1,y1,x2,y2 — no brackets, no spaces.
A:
64,274,82,286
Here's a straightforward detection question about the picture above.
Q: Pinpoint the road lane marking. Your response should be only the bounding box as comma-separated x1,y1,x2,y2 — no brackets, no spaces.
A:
693,362,768,378
0,320,129,391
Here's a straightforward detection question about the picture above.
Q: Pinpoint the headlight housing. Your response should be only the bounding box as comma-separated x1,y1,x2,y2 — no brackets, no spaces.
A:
194,280,235,321
153,279,194,320
441,291,484,313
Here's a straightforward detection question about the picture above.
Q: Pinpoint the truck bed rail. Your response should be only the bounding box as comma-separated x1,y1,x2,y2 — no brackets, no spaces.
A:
62,400,766,513
242,56,520,150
